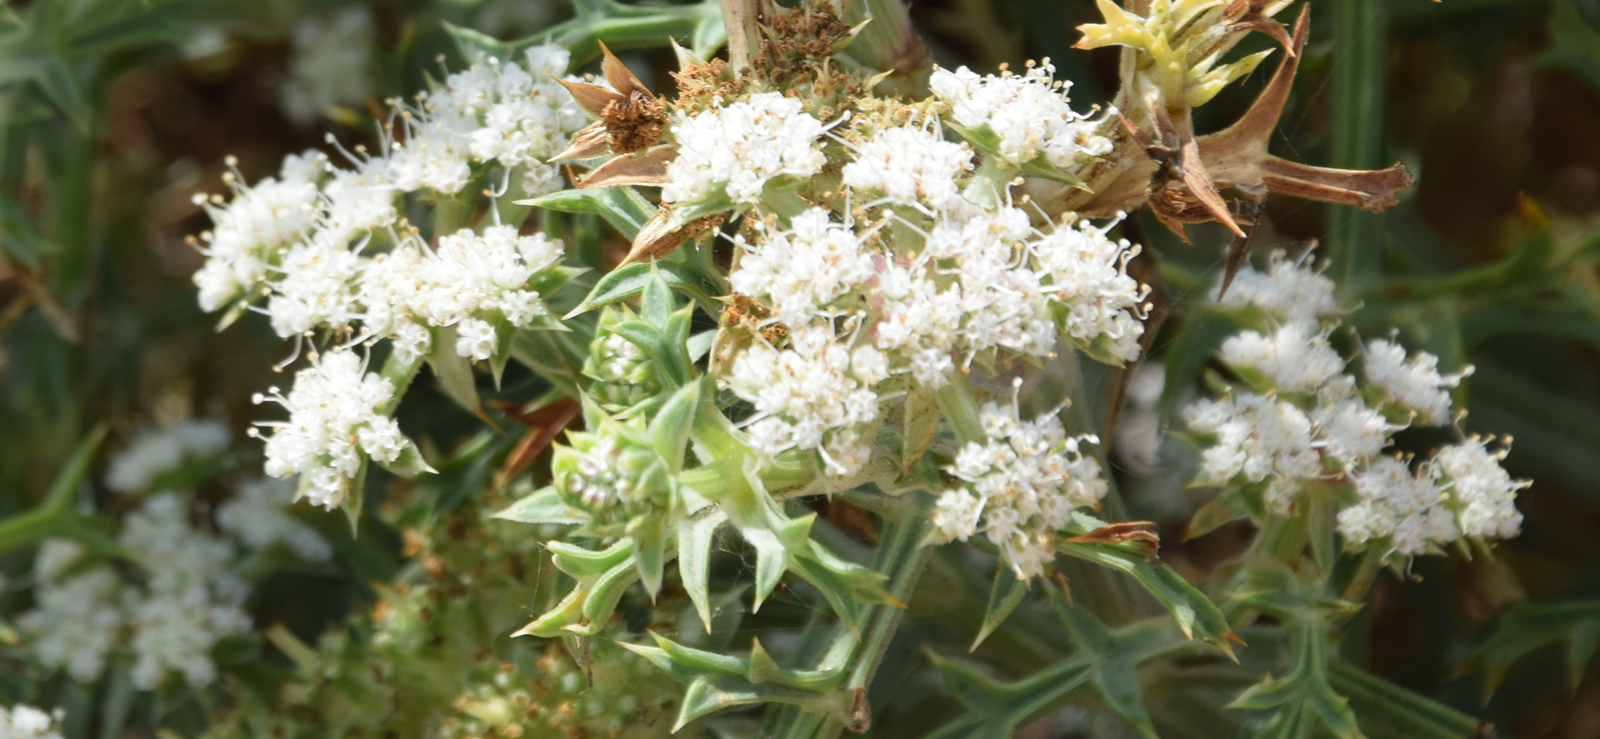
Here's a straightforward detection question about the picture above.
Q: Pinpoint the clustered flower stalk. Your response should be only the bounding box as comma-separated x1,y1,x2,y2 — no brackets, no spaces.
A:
180,0,1525,735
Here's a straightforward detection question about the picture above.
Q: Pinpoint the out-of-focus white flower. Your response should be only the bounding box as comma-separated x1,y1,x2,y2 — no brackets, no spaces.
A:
16,565,122,683
931,397,1107,579
120,494,252,690
217,478,333,562
664,92,828,204
1364,338,1472,425
280,8,374,126
104,419,231,493
929,61,1111,170
253,351,416,509
0,704,64,739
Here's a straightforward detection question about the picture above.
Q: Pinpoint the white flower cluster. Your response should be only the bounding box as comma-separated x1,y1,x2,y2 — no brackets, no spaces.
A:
1214,251,1339,325
361,225,564,362
1337,436,1527,556
120,494,253,690
279,7,374,126
104,419,231,493
1364,338,1473,425
17,542,123,683
18,495,253,690
390,46,583,195
1185,257,1525,556
563,435,632,511
726,325,884,476
217,478,334,562
841,123,973,209
721,121,1148,475
663,92,829,205
193,44,581,325
191,151,323,312
0,704,64,739
929,60,1112,170
930,397,1108,579
253,351,414,509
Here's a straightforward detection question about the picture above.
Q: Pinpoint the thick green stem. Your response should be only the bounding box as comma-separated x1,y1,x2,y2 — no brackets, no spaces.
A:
768,513,936,738
1327,0,1388,298
1338,545,1387,604
40,127,96,306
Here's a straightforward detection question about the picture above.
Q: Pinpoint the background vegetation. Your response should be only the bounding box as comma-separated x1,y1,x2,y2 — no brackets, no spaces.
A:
5,0,1600,736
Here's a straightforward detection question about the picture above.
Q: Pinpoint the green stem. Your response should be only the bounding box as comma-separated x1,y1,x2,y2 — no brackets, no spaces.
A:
1338,545,1387,604
768,514,936,738
41,126,95,306
934,378,985,444
0,426,107,556
1327,0,1389,298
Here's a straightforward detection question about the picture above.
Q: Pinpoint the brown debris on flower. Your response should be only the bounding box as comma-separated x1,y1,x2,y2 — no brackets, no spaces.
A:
1037,4,1413,296
549,42,667,161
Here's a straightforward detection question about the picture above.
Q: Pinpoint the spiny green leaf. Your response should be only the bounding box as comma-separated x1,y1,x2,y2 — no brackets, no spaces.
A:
630,513,669,600
548,539,633,578
494,486,590,526
0,425,106,556
524,187,654,239
971,567,1028,651
568,250,725,317
678,509,727,631
1465,598,1600,695
428,326,481,413
650,379,701,473
576,557,640,634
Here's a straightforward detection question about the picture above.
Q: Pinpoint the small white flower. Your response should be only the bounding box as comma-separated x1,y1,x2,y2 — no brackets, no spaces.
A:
1338,457,1458,556
0,704,65,739
253,351,417,509
1185,393,1320,513
933,399,1106,579
1215,251,1338,325
455,318,498,361
929,61,1111,170
1364,339,1472,425
104,419,231,493
841,123,972,208
216,478,333,562
664,92,828,205
1433,437,1526,540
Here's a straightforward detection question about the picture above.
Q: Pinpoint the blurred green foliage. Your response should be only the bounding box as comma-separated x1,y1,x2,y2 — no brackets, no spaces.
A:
6,0,1600,737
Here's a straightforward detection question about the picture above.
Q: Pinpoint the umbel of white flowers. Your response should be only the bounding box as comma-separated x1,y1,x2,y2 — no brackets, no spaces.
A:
1188,253,1525,558
20,426,329,691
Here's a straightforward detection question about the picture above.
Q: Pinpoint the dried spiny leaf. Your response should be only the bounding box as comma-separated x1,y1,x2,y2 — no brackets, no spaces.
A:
579,146,677,189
